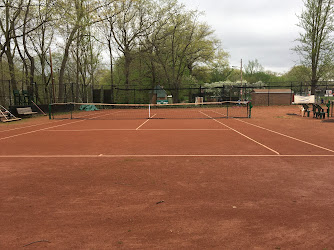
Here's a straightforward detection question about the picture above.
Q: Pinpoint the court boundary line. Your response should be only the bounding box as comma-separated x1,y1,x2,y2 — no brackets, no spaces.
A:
0,108,120,136
0,119,87,141
0,111,127,141
236,119,334,153
200,111,280,155
46,128,231,132
0,119,63,133
1,154,334,158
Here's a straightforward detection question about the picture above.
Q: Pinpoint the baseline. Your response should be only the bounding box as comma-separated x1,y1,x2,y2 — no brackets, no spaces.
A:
1,154,334,158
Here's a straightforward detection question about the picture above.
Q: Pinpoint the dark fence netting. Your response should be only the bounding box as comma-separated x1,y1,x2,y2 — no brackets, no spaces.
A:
1,80,334,109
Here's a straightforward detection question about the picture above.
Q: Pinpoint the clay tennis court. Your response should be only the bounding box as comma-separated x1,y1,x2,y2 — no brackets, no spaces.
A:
0,105,334,249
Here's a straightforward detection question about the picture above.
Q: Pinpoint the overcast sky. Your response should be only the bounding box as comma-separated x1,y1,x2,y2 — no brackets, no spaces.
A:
178,0,305,74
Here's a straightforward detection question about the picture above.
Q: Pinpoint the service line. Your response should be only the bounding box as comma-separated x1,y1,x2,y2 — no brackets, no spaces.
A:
0,111,124,141
46,128,231,132
0,119,63,133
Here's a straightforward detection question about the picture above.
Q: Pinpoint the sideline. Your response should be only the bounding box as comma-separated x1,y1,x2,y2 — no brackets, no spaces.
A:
236,118,334,153
0,119,62,133
0,111,124,141
200,111,280,155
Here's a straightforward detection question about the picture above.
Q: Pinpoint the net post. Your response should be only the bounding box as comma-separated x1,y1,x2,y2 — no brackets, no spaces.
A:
149,104,151,118
48,104,52,120
226,102,229,118
70,103,74,119
248,102,253,118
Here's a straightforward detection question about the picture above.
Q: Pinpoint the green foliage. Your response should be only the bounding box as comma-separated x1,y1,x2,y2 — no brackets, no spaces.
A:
209,49,230,82
294,0,334,93
244,59,264,75
282,65,311,82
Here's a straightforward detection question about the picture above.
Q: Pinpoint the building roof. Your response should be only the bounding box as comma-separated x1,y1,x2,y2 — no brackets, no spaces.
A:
252,89,293,94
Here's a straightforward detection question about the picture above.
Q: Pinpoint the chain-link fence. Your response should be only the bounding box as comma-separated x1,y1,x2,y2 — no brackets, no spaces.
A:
1,80,334,108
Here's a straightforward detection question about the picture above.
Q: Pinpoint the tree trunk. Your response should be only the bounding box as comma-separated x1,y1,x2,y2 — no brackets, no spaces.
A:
108,39,114,103
311,66,317,95
58,27,79,102
5,48,17,90
311,79,317,95
124,50,132,103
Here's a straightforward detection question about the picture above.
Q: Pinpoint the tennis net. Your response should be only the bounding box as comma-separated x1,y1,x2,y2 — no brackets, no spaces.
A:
49,101,251,120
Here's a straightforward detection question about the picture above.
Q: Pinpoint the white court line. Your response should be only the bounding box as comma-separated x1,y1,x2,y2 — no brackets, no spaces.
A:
236,119,334,154
46,128,231,132
48,129,138,132
0,119,86,141
0,108,120,134
140,129,230,131
200,111,280,155
0,119,63,133
0,110,123,141
136,114,156,130
1,154,334,158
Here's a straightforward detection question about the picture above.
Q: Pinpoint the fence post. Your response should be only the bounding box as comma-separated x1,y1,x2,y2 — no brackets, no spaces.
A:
101,85,104,104
134,88,136,104
111,83,114,104
64,83,67,103
9,80,12,106
91,83,94,103
244,83,246,101
290,82,293,104
71,83,74,102
267,85,270,106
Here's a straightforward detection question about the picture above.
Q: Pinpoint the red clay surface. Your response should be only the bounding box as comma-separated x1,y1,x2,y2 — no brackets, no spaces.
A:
0,105,334,249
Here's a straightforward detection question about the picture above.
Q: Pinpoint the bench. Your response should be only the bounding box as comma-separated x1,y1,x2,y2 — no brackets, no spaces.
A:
312,104,326,119
17,107,37,117
300,104,310,117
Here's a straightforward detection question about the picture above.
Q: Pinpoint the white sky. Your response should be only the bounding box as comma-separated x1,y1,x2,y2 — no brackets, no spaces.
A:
178,0,305,73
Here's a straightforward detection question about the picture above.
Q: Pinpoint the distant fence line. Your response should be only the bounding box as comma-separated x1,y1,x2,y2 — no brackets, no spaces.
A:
1,80,334,108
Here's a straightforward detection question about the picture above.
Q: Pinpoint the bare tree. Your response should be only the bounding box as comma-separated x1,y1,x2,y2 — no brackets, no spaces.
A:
108,0,154,103
29,0,55,103
97,0,120,103
150,5,215,102
0,0,25,90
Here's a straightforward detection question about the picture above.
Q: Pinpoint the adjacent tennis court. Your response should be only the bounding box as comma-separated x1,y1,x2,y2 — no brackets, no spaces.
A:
0,105,334,248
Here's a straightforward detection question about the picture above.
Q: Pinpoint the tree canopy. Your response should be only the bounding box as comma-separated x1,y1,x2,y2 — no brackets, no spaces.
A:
294,0,334,94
